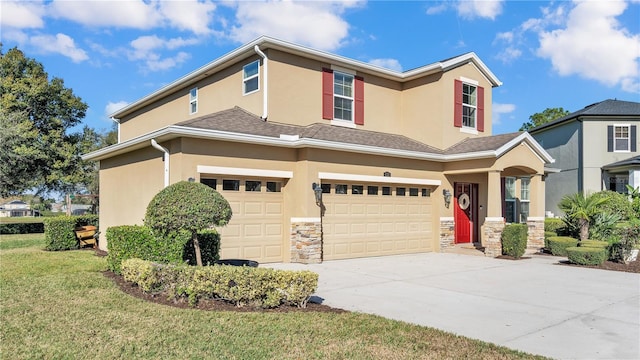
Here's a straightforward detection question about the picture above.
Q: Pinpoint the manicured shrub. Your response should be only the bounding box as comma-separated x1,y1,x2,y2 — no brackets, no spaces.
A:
106,226,221,273
547,236,579,257
544,231,557,249
609,221,640,263
501,223,527,258
591,190,633,220
0,222,44,234
566,247,607,266
544,218,565,233
145,181,232,266
43,215,98,251
120,259,319,308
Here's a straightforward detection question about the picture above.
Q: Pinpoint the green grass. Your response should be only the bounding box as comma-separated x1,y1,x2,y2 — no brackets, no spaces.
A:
0,234,546,360
0,217,44,224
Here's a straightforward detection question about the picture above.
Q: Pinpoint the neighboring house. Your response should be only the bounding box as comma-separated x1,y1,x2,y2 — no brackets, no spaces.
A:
529,99,640,216
83,36,553,263
0,200,37,217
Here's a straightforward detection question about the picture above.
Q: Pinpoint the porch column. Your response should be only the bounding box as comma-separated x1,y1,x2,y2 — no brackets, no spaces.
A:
483,170,504,257
526,174,545,252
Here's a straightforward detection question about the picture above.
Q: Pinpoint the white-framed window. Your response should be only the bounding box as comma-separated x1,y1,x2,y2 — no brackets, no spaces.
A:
243,60,260,95
520,177,530,223
333,71,354,122
614,125,630,152
462,83,477,129
505,177,517,223
189,87,198,114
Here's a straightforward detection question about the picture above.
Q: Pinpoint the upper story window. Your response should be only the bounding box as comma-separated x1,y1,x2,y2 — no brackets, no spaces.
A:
243,60,259,95
462,83,476,128
189,87,198,114
608,124,636,153
333,72,354,121
454,78,484,133
322,68,364,126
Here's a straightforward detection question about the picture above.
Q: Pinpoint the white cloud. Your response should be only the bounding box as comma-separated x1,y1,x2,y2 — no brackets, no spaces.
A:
368,58,403,72
48,0,162,29
105,101,129,117
0,1,46,28
226,1,364,51
426,4,447,15
456,0,504,20
127,35,197,72
495,47,522,63
29,33,89,63
537,0,640,92
147,52,191,72
158,1,217,35
492,103,516,126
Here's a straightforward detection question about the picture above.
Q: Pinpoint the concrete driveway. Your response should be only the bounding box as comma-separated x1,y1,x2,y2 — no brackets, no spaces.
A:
268,253,640,360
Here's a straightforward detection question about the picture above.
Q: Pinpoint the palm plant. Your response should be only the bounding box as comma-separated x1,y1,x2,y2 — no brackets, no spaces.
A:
558,192,608,241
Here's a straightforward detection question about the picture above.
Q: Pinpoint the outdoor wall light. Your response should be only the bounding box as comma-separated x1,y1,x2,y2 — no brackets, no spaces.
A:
443,189,452,208
312,182,323,206
188,177,195,182
383,171,391,177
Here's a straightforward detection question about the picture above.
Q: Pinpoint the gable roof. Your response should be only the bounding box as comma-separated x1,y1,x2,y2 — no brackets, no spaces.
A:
529,99,640,133
85,106,553,165
111,36,502,119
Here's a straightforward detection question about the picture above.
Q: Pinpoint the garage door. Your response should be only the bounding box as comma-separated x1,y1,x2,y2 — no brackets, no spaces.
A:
200,177,285,263
322,182,433,260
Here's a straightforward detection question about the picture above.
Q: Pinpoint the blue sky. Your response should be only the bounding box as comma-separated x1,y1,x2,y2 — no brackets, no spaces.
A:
1,0,639,135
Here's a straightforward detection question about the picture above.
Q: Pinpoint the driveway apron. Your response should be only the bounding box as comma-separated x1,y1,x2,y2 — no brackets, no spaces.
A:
267,253,640,360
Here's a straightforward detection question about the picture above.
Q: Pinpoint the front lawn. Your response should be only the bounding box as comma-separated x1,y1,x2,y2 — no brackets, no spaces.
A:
0,234,545,359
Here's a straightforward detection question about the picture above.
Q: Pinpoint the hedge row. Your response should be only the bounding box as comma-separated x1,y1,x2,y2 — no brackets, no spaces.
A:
566,247,607,266
544,218,565,233
0,222,44,234
121,258,318,308
501,223,527,258
106,225,220,273
546,236,579,257
43,215,99,251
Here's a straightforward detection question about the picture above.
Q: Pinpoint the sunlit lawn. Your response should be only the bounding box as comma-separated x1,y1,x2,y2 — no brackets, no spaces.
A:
0,233,546,359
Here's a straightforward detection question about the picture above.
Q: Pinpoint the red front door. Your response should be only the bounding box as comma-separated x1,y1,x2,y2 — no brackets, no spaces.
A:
454,183,476,244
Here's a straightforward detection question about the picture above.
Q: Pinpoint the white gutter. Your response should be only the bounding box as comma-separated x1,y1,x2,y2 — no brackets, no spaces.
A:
150,139,169,188
254,45,268,120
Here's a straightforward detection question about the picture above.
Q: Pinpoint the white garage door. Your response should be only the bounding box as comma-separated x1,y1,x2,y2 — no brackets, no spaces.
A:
200,177,284,263
322,182,434,260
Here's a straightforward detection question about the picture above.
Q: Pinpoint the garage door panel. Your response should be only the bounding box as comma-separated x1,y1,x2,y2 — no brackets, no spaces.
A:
244,224,262,237
265,223,282,236
323,181,433,260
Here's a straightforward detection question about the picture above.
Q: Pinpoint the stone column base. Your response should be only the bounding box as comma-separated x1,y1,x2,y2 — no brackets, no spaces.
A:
439,217,455,251
483,219,505,257
526,217,545,254
290,218,322,264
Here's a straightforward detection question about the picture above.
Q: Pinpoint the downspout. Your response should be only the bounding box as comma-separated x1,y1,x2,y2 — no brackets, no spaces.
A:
254,45,268,121
151,139,169,188
110,117,121,143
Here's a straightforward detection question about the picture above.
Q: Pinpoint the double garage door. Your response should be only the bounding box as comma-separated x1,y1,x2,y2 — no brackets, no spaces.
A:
200,176,285,263
322,182,434,260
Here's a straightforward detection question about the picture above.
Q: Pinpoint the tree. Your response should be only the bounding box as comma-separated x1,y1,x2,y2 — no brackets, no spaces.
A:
144,181,232,266
558,192,608,241
519,107,570,131
0,46,88,197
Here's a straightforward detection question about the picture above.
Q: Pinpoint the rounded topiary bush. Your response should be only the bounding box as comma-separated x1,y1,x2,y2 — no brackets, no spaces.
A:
145,181,232,266
547,236,579,257
501,223,527,258
566,247,607,266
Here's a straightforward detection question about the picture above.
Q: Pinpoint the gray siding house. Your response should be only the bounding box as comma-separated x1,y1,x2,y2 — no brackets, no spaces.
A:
529,99,640,216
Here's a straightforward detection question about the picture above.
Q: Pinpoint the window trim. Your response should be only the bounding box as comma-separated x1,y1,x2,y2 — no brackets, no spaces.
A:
520,177,530,223
462,82,477,130
504,177,517,224
243,60,260,96
613,124,631,152
333,71,354,122
189,87,198,114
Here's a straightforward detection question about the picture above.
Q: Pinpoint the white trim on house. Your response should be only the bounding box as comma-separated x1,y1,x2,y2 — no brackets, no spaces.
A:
290,217,321,223
439,217,454,221
459,76,479,85
197,165,293,179
318,172,441,186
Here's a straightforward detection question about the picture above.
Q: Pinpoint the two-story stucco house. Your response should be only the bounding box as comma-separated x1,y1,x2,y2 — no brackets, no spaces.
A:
529,99,640,217
83,36,553,263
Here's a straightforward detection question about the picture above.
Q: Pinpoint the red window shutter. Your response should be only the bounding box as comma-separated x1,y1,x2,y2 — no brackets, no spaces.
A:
354,75,364,125
454,79,463,127
477,86,485,132
322,68,333,120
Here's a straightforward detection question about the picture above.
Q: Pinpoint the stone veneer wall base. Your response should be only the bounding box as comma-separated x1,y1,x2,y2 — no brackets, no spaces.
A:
483,220,505,257
526,217,545,254
439,217,455,251
290,219,322,264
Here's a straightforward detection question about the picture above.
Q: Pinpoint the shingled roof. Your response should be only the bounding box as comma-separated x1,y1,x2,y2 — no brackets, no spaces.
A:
177,107,443,154
444,132,522,155
602,155,640,170
529,99,640,133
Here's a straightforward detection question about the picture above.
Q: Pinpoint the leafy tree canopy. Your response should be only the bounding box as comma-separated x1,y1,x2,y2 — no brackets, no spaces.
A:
0,46,108,197
519,107,570,132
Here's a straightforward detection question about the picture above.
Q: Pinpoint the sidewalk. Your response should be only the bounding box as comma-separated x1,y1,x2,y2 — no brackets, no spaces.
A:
267,253,640,360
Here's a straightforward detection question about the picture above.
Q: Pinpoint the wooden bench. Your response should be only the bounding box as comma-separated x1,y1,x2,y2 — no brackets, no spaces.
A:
74,225,98,248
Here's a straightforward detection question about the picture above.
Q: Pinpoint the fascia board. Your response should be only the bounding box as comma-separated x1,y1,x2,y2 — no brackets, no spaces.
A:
441,52,502,87
495,132,555,164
